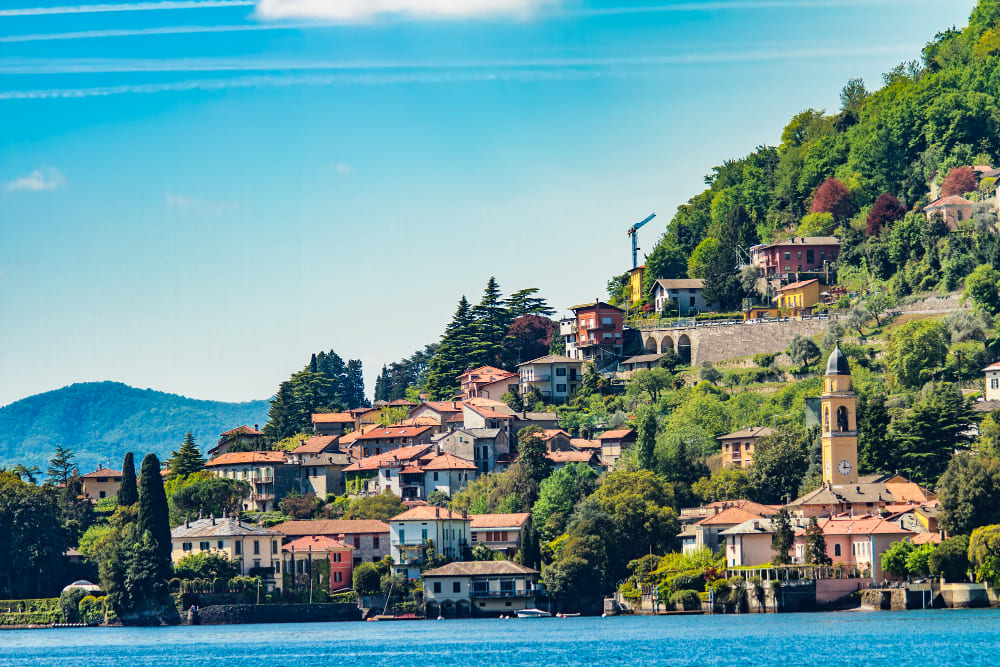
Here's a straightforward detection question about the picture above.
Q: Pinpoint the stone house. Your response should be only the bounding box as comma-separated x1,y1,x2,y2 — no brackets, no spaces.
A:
287,435,353,498
170,517,283,589
311,412,355,437
596,428,636,468
209,425,267,457
80,465,122,501
435,428,509,474
205,451,296,512
355,425,436,458
422,561,540,618
270,518,390,566
924,195,974,231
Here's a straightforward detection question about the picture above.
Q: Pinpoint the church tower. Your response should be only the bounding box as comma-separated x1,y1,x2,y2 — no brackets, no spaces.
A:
821,343,858,486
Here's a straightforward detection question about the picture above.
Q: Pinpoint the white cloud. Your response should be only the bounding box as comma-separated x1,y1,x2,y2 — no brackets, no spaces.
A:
3,167,65,192
332,163,351,174
254,0,556,21
0,1,253,17
165,192,238,214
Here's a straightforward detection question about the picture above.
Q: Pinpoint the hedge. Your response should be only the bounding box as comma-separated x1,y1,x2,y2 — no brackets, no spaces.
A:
668,590,702,610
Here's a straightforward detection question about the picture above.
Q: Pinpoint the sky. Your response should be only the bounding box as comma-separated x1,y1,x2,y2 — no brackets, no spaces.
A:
0,0,979,407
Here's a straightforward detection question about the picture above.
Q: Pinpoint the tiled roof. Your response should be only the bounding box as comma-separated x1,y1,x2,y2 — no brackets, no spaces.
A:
718,516,810,535
622,353,665,365
446,414,465,423
794,516,914,537
654,278,705,290
911,532,944,545
282,535,352,552
925,195,973,208
421,453,477,471
205,451,286,467
464,403,513,419
338,424,380,446
356,425,434,440
342,445,435,472
597,428,635,440
718,426,777,440
419,401,464,413
540,429,571,441
392,416,442,427
464,397,514,412
883,482,937,504
469,513,530,529
571,438,601,450
567,301,622,313
81,467,123,479
546,451,598,464
171,517,280,538
518,354,580,366
220,425,265,437
312,412,355,423
460,366,518,383
391,506,469,522
422,561,538,577
270,519,390,536
777,279,819,292
696,507,767,527
761,236,840,248
291,435,340,455
388,399,417,407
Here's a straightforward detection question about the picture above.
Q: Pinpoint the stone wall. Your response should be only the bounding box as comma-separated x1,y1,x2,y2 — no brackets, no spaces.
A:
188,602,361,625
642,318,833,365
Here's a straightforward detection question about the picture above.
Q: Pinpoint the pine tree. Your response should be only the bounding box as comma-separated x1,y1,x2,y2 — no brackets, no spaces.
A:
805,517,832,565
263,381,298,442
471,277,512,367
858,393,893,474
46,445,76,485
138,454,172,577
167,433,205,479
424,296,481,399
506,287,555,318
118,452,138,506
771,508,793,565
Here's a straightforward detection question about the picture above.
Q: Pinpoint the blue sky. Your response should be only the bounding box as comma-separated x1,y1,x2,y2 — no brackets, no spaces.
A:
0,0,977,407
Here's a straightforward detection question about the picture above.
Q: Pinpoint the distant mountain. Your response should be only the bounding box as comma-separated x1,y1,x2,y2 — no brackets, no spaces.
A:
0,382,271,473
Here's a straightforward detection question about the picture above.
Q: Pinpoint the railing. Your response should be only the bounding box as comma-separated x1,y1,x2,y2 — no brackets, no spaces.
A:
629,313,834,331
469,589,528,598
522,374,550,382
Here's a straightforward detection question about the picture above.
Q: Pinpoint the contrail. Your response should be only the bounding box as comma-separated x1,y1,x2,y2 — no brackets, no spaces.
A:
0,1,253,17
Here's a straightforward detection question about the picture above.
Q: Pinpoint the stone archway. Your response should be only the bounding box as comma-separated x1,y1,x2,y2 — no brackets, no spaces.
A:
644,336,658,354
660,335,675,355
678,334,692,365
425,601,440,619
456,600,472,618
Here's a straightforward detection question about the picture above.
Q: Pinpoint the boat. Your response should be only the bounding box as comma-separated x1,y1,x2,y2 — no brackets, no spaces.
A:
556,613,581,618
515,608,552,618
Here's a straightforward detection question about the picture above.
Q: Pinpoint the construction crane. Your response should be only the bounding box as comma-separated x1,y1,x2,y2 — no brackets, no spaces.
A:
626,213,656,269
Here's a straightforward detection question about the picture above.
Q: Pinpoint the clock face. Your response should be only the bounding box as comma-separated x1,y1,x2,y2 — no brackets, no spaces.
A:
838,459,852,475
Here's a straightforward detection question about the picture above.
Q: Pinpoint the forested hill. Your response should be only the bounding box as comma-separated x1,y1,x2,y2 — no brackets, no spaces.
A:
612,0,1000,309
0,382,270,472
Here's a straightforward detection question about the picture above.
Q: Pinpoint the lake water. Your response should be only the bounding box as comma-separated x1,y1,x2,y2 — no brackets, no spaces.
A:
1,609,998,666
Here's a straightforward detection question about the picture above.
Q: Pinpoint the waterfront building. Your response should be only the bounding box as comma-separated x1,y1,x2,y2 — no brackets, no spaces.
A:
170,517,283,590
270,519,390,566
389,506,470,580
422,561,540,618
469,513,531,558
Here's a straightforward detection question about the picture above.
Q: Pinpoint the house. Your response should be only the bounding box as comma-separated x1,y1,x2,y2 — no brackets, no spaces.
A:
341,444,436,499
775,279,823,314
421,453,478,499
287,436,353,498
620,353,665,377
511,412,560,443
463,402,513,435
205,451,296,512
170,517,283,589
679,505,777,555
80,465,122,501
209,425,267,457
546,449,603,470
717,426,776,468
787,480,937,518
311,412,355,437
435,428,509,474
564,301,624,367
280,535,354,592
985,362,1000,401
389,506,471,579
458,366,519,401
355,425,436,458
538,429,575,452
422,561,540,618
517,355,585,404
469,513,531,558
628,265,645,307
270,519,390,565
720,516,809,567
570,437,601,453
596,428,637,468
924,195,973,230
750,237,840,278
410,401,465,425
791,516,916,581
652,278,711,315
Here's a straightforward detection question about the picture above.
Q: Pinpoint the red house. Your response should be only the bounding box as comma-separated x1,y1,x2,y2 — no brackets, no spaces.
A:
566,300,624,367
750,237,840,278
281,535,355,592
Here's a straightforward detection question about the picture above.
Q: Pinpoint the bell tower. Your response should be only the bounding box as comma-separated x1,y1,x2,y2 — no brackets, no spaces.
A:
821,342,858,486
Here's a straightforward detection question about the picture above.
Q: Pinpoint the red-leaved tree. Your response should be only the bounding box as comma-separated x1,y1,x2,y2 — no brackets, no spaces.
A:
810,177,853,222
940,167,977,197
866,193,906,236
502,315,557,366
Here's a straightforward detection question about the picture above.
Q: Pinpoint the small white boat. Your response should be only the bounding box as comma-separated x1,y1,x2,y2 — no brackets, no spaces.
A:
516,608,552,618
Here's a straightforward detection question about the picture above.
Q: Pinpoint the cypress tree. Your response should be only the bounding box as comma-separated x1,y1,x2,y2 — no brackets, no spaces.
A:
118,452,138,506
771,508,793,565
138,453,172,574
637,409,657,470
166,433,206,479
805,516,832,566
425,296,481,399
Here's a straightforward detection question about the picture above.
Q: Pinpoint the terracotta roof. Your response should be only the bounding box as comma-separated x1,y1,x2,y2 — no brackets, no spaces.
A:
81,467,123,479
399,466,424,474
469,513,530,529
171,517,281,539
282,535,352,552
421,453,477,471
518,354,580,366
546,451,598,464
291,435,340,455
925,195,973,208
883,482,937,504
760,236,840,248
789,481,936,507
338,424,380,446
597,428,635,440
270,519,390,536
391,506,469,521
418,401,464,413
984,362,1000,372
718,426,777,440
422,561,538,577
718,516,810,536
388,399,417,407
540,429,572,441
392,416,441,427
567,301,622,313
356,425,434,440
464,403,513,420
701,500,780,516
312,412,355,423
696,507,767,527
464,397,514,412
446,414,465,423
342,444,435,472
460,366,518,383
206,451,286,467
220,425,265,437
777,279,820,292
794,516,914,537
911,532,944,545
571,438,601,450
654,278,705,290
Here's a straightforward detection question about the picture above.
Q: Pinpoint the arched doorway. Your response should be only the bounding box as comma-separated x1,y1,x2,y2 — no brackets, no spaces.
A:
678,334,692,365
644,336,658,354
660,336,675,354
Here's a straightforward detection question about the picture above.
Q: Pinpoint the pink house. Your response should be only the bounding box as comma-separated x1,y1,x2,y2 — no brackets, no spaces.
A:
792,516,915,582
924,195,973,231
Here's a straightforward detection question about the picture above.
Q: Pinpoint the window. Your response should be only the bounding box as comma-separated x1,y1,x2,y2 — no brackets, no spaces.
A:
254,540,260,555
422,529,428,541
333,552,342,563
373,536,380,549
556,367,566,376
689,297,696,307
353,557,362,566
433,472,439,481
397,529,404,543
356,536,362,548
99,491,106,499
200,541,210,551
797,251,802,259
556,384,566,393
235,541,242,555
453,582,461,593
183,542,192,551
784,251,791,260
834,544,842,557
218,540,225,549
602,317,612,325
272,540,278,554
433,582,442,593
334,571,342,583
807,249,815,264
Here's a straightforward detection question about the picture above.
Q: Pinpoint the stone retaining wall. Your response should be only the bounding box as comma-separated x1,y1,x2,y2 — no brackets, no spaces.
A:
188,602,361,625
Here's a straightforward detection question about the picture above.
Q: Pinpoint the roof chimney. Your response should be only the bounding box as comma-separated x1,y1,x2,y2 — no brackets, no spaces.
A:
254,424,259,431
435,506,440,518
211,513,216,526
185,516,189,528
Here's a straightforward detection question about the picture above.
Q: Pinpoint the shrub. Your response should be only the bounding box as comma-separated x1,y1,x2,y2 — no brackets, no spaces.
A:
668,589,701,610
619,581,641,602
669,571,705,593
58,587,87,623
928,535,970,582
353,563,381,595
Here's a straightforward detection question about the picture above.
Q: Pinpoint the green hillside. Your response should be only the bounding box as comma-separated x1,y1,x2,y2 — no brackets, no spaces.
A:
0,382,270,472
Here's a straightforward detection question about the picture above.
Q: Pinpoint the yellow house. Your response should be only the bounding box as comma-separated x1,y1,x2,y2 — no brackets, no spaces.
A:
628,265,645,307
775,279,823,312
81,465,123,501
170,516,284,590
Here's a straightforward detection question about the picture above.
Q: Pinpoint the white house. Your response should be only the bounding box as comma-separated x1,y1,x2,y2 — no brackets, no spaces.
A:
986,362,1000,401
516,355,585,404
652,278,710,315
422,561,540,618
389,506,471,580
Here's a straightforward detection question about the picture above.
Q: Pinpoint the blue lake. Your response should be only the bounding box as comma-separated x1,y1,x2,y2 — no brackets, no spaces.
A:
1,610,998,666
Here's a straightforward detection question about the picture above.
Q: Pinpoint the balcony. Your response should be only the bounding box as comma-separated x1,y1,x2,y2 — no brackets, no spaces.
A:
469,589,530,598
252,492,275,501
522,374,550,383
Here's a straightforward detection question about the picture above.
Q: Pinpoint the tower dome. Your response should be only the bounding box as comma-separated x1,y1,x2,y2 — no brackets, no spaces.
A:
825,342,850,376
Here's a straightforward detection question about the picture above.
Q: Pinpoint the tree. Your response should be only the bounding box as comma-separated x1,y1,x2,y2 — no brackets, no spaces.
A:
886,320,948,389
118,452,138,506
857,394,893,474
506,287,555,318
968,524,1000,589
937,454,1000,535
427,490,450,507
864,290,896,328
591,469,679,565
747,431,809,504
279,492,323,520
636,409,657,469
502,315,557,367
471,276,513,368
839,77,868,114
632,368,671,402
424,296,482,399
963,264,1000,315
905,543,935,577
344,490,405,522
0,472,73,598
171,477,250,520
352,562,381,594
10,464,40,484
928,535,970,582
166,433,205,479
46,445,76,485
698,361,722,384
881,540,913,578
805,517,832,566
692,467,750,503
138,454,172,582
771,508,794,565
516,426,552,484
810,177,853,223
173,551,241,580
500,389,524,412
941,166,977,197
788,335,820,369
891,382,974,485
532,463,599,541
541,500,620,607
866,193,906,236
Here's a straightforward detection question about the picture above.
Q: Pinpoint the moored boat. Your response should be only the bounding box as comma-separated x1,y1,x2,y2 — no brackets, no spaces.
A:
516,608,552,618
